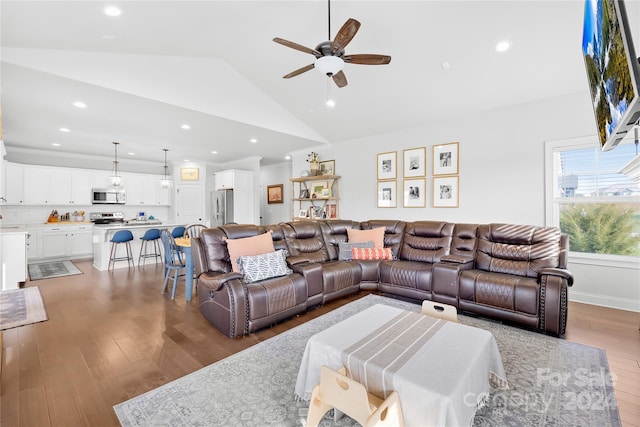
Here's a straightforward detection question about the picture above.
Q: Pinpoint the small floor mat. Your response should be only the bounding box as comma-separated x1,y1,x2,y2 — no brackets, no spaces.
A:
28,260,83,281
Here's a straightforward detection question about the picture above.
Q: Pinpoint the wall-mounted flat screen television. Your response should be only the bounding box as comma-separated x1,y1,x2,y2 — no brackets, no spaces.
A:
582,0,640,151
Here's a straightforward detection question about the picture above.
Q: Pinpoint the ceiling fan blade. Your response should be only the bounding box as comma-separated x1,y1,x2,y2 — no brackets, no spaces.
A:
331,18,361,53
283,63,315,79
343,54,392,65
332,70,348,88
273,37,321,57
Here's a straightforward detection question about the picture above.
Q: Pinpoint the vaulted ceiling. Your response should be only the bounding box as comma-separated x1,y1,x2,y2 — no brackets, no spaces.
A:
2,1,638,166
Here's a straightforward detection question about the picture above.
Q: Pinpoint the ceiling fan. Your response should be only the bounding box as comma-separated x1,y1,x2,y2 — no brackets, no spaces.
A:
273,0,391,88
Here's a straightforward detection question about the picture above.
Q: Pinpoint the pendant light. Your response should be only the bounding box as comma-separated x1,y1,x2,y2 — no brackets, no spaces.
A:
160,148,171,188
109,141,122,187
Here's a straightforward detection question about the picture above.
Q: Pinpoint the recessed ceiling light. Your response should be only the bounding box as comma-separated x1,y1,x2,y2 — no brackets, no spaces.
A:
441,61,451,70
128,152,135,156
59,127,70,132
250,138,257,143
51,143,61,147
285,155,291,160
104,6,121,17
101,34,116,40
73,101,87,108
181,124,191,130
211,151,218,154
495,40,511,52
326,99,336,108
184,159,190,162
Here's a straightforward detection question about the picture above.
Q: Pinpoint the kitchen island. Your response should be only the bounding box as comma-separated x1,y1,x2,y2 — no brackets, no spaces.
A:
92,222,185,270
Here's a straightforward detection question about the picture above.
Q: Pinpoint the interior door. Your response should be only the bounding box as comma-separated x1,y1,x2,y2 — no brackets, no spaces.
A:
176,185,204,225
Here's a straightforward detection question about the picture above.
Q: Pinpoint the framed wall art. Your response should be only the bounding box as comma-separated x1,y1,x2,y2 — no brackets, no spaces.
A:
403,178,426,208
267,184,283,204
377,151,397,180
377,180,397,208
319,160,335,176
433,176,459,208
403,147,426,177
310,181,328,198
180,167,199,181
433,142,459,176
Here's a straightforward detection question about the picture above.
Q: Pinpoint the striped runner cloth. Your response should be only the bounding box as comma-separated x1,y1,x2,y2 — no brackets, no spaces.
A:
341,310,445,398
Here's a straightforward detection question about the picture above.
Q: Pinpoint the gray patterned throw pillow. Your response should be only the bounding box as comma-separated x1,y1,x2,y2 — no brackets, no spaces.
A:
236,249,292,283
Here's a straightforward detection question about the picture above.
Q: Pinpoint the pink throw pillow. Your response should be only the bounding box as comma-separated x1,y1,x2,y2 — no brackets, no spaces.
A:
347,227,385,248
225,231,275,272
351,247,394,260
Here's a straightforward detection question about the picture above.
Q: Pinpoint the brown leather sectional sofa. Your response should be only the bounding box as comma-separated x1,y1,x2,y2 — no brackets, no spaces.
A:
191,219,573,338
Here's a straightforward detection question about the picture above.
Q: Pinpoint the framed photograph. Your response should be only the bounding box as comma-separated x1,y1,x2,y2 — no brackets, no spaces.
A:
377,180,397,208
377,151,397,180
433,176,459,208
321,188,330,198
433,142,459,176
299,188,310,199
403,178,426,208
403,147,426,177
311,181,328,197
319,160,335,176
267,184,283,204
298,209,308,218
327,203,337,219
180,167,199,181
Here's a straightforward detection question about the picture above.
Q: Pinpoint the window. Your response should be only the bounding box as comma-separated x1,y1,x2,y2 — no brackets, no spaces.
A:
545,136,640,258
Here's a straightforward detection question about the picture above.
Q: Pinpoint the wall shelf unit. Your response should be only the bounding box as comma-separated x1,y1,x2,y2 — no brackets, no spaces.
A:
290,175,340,220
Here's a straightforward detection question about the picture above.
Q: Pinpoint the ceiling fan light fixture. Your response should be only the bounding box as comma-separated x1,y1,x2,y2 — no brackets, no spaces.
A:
315,56,344,76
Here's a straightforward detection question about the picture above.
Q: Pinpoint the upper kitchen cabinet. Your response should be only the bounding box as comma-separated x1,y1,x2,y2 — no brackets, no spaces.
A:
3,162,25,204
123,173,171,206
24,166,93,205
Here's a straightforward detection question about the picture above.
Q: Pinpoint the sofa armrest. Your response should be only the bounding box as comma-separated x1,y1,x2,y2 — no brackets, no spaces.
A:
287,255,310,266
198,271,243,292
440,253,475,266
539,267,574,287
290,262,323,302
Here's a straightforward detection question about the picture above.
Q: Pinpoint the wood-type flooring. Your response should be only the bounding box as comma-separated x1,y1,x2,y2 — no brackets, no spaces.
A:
1,259,638,426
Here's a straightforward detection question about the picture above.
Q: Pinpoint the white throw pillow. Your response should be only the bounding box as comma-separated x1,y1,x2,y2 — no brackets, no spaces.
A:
236,249,292,283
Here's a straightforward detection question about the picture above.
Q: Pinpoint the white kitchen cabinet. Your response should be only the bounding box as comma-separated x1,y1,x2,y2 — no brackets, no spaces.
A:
70,171,92,205
125,173,171,206
24,166,50,204
42,225,93,259
24,167,93,205
214,170,234,190
0,231,27,290
3,162,25,204
26,227,42,260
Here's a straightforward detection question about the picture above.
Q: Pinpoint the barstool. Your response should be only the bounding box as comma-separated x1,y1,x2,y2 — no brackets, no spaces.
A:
171,226,186,238
138,228,162,266
109,230,134,270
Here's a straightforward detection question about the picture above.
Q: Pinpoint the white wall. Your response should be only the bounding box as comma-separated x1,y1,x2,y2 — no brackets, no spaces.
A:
290,91,639,312
260,162,292,225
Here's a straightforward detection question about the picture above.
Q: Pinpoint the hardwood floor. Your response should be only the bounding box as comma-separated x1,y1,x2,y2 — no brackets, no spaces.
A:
1,259,638,426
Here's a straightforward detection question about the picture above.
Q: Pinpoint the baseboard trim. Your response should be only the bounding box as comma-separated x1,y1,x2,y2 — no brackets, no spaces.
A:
569,291,640,313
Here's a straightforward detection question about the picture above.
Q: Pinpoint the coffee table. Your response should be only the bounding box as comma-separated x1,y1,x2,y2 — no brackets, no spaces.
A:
295,304,507,426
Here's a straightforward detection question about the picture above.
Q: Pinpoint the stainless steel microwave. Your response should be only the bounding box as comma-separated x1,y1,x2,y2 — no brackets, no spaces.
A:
92,188,126,204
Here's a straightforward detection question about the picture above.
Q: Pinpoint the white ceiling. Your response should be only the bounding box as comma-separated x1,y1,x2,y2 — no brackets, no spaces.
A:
1,1,639,167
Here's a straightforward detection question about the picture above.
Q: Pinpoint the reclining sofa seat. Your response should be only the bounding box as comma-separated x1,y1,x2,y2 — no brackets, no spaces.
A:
193,224,307,338
457,224,572,336
378,221,454,301
283,221,362,304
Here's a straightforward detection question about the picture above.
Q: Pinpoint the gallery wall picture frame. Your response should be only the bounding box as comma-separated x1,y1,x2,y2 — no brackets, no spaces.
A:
403,178,426,208
180,167,199,181
403,147,426,177
299,209,308,218
319,160,335,176
377,180,397,208
433,142,459,176
267,184,284,204
433,176,459,208
377,151,397,180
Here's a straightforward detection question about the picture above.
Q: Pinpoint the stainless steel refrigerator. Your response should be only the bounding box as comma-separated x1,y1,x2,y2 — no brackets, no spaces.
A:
212,189,234,226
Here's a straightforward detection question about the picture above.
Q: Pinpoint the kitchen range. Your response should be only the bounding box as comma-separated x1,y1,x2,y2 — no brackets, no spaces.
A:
90,211,162,226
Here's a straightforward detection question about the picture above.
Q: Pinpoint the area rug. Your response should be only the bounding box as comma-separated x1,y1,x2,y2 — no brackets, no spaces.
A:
0,287,48,330
114,294,621,427
28,260,82,281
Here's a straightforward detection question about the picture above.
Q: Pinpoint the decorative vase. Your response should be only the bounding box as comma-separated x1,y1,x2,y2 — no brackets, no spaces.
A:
310,162,319,176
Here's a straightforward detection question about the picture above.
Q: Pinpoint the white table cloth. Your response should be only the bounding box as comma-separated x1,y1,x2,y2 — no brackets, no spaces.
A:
295,304,507,427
